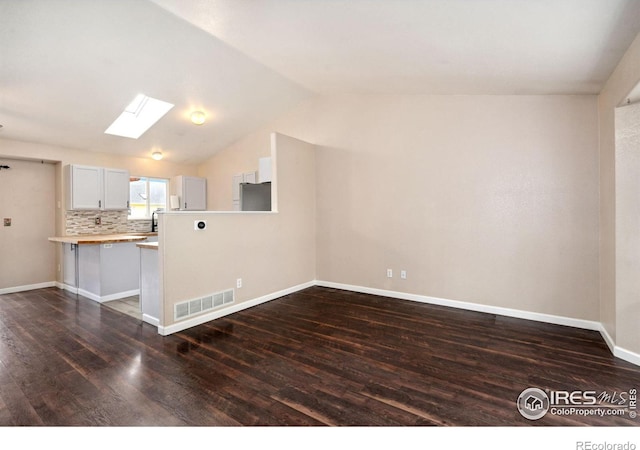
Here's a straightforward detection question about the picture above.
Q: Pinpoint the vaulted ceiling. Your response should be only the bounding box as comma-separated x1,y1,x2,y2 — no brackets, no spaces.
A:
2,0,640,164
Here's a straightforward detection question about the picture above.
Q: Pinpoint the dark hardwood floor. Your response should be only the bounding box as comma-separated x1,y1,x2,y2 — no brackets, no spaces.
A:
0,286,639,426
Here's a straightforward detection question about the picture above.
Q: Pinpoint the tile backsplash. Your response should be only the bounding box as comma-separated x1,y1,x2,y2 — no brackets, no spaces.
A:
65,210,153,235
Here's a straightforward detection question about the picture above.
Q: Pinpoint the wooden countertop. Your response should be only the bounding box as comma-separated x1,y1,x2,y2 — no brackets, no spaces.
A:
48,234,151,245
136,242,159,250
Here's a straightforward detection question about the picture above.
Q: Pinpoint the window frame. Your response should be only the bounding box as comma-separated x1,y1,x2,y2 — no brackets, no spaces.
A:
128,176,169,220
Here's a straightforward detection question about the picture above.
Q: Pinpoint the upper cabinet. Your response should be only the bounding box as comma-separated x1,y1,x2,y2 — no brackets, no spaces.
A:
66,164,130,210
66,165,102,210
103,168,130,210
259,157,272,183
173,175,207,210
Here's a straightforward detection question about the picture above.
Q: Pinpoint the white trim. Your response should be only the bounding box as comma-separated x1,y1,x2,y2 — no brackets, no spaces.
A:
76,289,103,302
598,323,616,353
317,281,640,367
158,280,315,336
66,287,140,303
17,278,640,368
0,281,56,295
84,289,140,303
613,346,640,367
316,281,601,331
99,289,140,303
61,283,78,294
598,324,640,366
142,313,159,327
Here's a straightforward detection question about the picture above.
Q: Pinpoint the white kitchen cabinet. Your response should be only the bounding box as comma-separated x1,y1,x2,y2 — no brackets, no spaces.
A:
259,157,272,183
173,175,207,210
66,164,103,210
232,174,243,202
66,165,130,210
103,168,130,210
60,241,141,302
243,171,257,184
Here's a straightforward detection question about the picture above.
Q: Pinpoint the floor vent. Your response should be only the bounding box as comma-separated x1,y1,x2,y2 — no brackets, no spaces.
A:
174,289,234,321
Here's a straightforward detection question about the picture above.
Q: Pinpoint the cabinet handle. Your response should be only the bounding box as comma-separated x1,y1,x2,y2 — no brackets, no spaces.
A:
127,200,129,208
98,200,101,208
184,202,187,209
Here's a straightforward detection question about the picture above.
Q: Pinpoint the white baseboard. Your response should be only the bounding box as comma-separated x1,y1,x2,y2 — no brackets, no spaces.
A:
0,281,56,295
142,313,159,327
598,323,616,353
81,289,139,303
613,346,640,367
316,280,640,367
158,280,316,336
599,324,640,366
59,284,139,303
316,280,601,331
99,289,140,303
9,278,640,368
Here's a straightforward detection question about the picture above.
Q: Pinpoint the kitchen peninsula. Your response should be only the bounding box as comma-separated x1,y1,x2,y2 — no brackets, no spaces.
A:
48,233,155,303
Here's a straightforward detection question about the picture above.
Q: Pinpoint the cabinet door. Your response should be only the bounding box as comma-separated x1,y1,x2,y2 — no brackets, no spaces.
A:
183,176,206,210
70,165,102,209
243,171,257,184
259,157,272,183
232,174,243,202
103,168,130,210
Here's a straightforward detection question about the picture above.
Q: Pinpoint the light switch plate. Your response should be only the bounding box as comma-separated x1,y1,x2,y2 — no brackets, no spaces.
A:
3,218,11,227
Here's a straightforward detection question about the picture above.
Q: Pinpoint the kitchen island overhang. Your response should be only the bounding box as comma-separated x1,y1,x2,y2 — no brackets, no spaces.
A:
49,234,152,302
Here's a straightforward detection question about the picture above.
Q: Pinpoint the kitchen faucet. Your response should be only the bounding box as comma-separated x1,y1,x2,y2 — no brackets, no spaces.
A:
151,209,159,232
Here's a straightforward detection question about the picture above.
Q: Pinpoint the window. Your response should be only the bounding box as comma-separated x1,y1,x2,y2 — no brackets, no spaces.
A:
105,94,174,139
129,177,168,219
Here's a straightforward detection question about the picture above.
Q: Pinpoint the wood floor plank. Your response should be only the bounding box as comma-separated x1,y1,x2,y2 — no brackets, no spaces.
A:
0,286,639,426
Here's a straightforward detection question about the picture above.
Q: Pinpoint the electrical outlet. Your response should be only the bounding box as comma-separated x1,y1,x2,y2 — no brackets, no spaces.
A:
95,217,101,225
236,278,242,288
387,269,393,278
3,218,11,227
401,270,407,279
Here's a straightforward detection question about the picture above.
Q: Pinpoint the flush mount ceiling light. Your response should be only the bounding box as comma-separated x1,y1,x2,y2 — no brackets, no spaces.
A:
190,110,206,125
105,94,174,139
151,151,163,161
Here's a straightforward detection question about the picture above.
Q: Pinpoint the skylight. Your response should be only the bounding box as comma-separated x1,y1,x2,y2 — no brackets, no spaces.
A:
105,94,174,139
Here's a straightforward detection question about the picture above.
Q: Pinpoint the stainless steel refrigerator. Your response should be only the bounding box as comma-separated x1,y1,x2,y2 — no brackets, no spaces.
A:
240,182,271,211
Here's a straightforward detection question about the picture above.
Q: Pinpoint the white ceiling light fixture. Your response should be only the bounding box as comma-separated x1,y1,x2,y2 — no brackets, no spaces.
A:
105,94,174,139
151,151,163,160
190,110,205,125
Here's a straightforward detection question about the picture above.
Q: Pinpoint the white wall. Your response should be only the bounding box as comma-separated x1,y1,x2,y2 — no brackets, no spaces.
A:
598,30,640,351
615,102,640,353
0,158,56,291
160,133,316,333
201,94,600,321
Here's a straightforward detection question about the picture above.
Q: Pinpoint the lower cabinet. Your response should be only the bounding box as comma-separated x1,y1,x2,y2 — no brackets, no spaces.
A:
63,242,140,302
